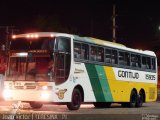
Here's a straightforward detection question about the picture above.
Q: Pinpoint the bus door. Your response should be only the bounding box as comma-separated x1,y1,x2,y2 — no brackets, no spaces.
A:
54,37,71,85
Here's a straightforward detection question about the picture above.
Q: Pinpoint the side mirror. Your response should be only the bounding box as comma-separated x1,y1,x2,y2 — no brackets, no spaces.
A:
49,52,54,59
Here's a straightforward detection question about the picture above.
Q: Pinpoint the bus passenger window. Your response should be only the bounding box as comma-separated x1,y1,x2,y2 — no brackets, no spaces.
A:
125,52,130,66
81,44,89,60
146,57,151,69
131,54,141,68
74,43,81,59
90,46,97,61
112,50,117,64
118,52,125,65
131,54,136,67
105,49,111,63
136,55,141,68
97,47,104,62
151,58,156,70
142,56,147,69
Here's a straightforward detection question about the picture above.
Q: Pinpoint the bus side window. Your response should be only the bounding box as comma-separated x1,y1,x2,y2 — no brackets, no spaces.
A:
105,49,111,63
90,46,97,61
151,58,156,70
118,51,125,65
74,42,81,59
136,55,141,68
112,50,118,64
141,56,146,69
125,52,130,66
146,57,151,69
131,54,141,68
142,56,150,69
81,44,89,60
97,47,104,62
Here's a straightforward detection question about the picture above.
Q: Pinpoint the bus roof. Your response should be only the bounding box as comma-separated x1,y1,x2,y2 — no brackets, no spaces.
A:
12,32,156,57
73,35,156,57
12,32,73,39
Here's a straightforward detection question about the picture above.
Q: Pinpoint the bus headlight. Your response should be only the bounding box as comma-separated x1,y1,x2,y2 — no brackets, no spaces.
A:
39,86,52,90
41,91,49,99
3,89,12,99
42,86,48,90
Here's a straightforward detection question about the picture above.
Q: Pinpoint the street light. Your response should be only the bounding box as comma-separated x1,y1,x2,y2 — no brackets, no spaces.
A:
158,26,160,30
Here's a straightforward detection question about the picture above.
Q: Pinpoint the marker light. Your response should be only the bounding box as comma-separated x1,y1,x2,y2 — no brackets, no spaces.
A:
26,34,39,38
50,34,54,37
12,35,16,39
16,52,28,57
26,35,30,38
35,34,39,38
30,34,34,38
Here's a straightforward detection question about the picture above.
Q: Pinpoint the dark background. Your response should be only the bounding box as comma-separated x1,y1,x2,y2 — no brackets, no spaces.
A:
0,0,160,50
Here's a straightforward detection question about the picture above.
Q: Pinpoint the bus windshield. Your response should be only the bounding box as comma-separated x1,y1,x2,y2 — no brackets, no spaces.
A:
6,37,55,81
6,52,51,81
6,36,71,83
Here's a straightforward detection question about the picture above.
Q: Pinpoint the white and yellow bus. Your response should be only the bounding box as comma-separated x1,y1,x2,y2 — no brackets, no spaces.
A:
3,32,157,110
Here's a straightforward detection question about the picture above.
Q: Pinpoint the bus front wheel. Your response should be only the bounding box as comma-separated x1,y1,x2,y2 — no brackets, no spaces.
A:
67,88,82,110
29,102,43,109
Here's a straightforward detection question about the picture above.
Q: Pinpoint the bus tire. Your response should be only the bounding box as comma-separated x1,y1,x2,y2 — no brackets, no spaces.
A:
136,91,144,107
67,88,82,110
94,102,111,108
129,90,137,108
29,102,43,109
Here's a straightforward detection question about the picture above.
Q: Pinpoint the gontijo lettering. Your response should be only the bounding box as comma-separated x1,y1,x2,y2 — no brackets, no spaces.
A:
118,70,139,79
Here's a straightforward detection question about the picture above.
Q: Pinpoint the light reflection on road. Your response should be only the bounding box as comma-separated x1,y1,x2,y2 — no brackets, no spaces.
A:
0,101,160,115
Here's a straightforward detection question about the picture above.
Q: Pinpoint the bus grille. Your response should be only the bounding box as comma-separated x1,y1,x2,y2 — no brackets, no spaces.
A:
26,86,36,89
14,86,24,89
14,85,36,89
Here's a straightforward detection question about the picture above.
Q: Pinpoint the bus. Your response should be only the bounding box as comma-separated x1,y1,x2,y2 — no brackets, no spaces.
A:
3,32,157,110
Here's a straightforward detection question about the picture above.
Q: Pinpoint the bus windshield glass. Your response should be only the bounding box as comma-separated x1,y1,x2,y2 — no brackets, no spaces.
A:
7,52,51,81
6,37,55,81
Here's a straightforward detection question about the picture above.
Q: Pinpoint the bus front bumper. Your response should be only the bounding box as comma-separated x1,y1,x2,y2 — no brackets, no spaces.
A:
3,89,58,102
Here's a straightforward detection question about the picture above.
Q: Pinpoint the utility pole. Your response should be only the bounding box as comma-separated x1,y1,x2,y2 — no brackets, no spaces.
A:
112,4,116,43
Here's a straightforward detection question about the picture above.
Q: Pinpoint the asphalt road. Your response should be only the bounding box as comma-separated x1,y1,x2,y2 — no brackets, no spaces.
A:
0,101,160,120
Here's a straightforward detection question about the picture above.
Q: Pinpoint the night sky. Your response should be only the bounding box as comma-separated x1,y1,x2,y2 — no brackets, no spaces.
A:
0,0,160,50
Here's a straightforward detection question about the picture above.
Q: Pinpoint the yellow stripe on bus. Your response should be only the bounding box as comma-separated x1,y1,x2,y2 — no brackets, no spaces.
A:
89,37,125,47
104,66,157,102
104,66,129,102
